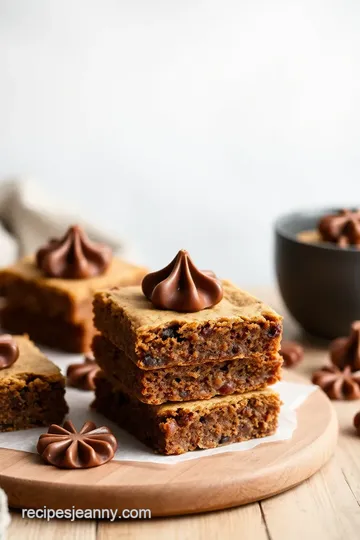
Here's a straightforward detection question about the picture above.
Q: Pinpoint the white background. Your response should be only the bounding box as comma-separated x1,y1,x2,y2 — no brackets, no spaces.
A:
0,0,359,285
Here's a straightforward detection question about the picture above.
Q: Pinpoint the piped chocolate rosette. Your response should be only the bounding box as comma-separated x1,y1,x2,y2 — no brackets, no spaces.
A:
330,321,360,372
312,321,360,400
36,225,112,279
66,353,100,391
141,249,223,312
37,420,117,468
318,209,360,247
298,208,360,247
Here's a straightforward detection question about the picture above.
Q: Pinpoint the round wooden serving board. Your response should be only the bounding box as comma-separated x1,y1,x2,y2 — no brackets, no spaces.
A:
0,372,337,517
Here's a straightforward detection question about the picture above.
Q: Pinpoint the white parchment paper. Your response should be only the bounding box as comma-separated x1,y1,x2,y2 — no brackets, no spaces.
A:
0,350,317,465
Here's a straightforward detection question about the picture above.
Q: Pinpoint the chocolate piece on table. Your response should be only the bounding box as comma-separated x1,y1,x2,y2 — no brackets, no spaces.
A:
0,250,147,353
312,365,360,400
354,411,360,436
92,334,283,405
280,340,304,368
330,321,360,372
67,353,100,391
93,280,282,370
93,374,281,455
318,209,360,247
0,334,19,369
0,335,68,431
36,225,112,279
37,420,117,468
141,249,223,312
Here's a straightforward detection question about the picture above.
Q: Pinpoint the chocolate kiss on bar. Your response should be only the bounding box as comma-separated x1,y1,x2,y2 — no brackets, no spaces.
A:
0,334,19,370
141,249,223,312
36,225,112,279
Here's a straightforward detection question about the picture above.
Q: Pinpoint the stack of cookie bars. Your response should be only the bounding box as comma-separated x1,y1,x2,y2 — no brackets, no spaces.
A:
92,254,283,455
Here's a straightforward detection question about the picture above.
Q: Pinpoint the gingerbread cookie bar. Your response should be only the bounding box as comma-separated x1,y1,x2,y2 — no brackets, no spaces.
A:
93,374,281,455
0,335,68,431
0,226,147,352
92,334,283,405
93,280,282,369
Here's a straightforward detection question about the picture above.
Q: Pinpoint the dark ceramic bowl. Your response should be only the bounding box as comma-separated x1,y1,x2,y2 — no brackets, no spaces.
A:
275,208,360,339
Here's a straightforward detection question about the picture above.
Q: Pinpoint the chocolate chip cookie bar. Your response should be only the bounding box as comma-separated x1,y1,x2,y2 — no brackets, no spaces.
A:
92,334,283,405
93,373,281,455
93,280,282,369
0,335,68,431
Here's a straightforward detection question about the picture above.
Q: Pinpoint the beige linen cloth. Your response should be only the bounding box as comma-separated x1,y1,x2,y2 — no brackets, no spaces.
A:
0,179,129,266
0,488,10,539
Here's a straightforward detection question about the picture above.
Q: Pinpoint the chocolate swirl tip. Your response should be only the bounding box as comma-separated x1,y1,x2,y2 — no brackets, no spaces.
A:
0,334,19,370
36,225,112,279
141,249,223,312
37,420,117,468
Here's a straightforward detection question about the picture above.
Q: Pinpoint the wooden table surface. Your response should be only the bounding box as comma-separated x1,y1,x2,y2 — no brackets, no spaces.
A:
6,289,360,540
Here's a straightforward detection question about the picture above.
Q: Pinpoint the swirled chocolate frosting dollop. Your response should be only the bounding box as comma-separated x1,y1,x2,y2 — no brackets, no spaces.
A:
36,225,112,279
37,420,117,468
330,321,360,372
318,209,360,247
142,250,223,312
0,335,19,369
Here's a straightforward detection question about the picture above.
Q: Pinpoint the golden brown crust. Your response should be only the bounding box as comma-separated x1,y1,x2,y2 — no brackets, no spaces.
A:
95,280,281,330
154,387,279,415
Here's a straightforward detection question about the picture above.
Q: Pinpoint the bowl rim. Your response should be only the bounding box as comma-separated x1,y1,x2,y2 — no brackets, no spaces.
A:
274,207,360,253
